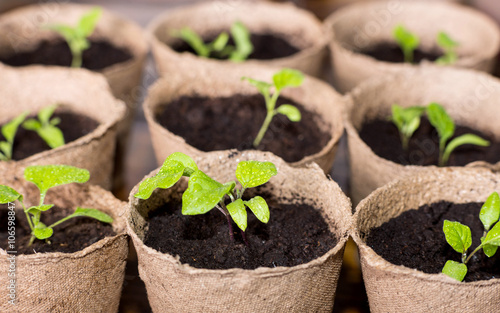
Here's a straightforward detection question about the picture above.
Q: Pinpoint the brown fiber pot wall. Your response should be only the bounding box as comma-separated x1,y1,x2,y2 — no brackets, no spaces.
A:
0,168,128,312
324,0,500,93
148,1,327,78
126,150,352,313
352,167,500,313
143,66,344,173
0,65,125,189
345,66,500,205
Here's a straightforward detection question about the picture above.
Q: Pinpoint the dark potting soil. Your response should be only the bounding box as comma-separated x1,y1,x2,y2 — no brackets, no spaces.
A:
359,117,499,166
144,194,337,270
0,111,99,161
366,201,500,282
0,40,132,70
0,205,115,254
156,94,331,163
172,33,300,60
358,43,441,63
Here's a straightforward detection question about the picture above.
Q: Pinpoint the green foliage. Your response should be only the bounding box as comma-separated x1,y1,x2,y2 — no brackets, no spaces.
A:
242,68,304,148
173,21,253,62
393,25,420,63
436,32,459,65
390,104,426,151
0,112,29,161
0,164,112,246
134,153,277,236
23,104,65,149
426,103,489,166
442,192,500,281
46,7,102,67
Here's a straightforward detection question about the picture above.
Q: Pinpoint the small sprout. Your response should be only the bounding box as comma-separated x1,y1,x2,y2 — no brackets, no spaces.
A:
173,21,253,62
426,103,489,166
134,153,277,241
0,165,113,246
390,104,426,151
242,68,304,148
0,111,29,161
442,192,500,281
435,32,459,65
393,25,420,63
23,104,65,149
45,7,102,68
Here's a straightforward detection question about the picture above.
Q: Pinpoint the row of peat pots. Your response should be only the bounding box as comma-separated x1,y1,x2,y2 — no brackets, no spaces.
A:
1,0,500,312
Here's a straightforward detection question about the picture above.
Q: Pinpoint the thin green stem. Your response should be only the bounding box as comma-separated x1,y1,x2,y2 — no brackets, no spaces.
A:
253,91,280,148
438,141,446,167
403,48,413,63
71,51,82,68
465,245,483,264
48,215,74,229
401,134,409,152
20,200,34,232
28,235,36,246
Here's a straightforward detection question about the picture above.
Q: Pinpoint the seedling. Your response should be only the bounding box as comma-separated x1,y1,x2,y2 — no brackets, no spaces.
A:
390,104,426,151
442,191,500,281
134,152,277,242
173,21,253,62
23,104,65,149
242,68,304,148
0,165,113,246
0,112,29,161
435,32,459,65
46,7,102,67
427,102,489,166
393,25,420,63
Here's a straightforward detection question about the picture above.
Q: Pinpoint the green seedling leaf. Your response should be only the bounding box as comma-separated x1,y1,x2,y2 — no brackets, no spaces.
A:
236,161,277,188
436,32,459,65
166,152,198,176
33,222,53,240
442,260,467,282
427,102,455,147
481,236,498,257
2,111,29,143
442,134,489,166
23,105,65,149
393,25,420,63
227,199,247,231
78,7,102,37
390,104,426,150
229,21,253,62
70,207,113,223
272,68,304,92
244,196,270,223
443,220,472,254
38,105,57,125
182,170,235,215
38,125,65,149
27,204,54,214
480,191,500,231
276,104,301,122
241,77,271,98
483,222,500,247
211,32,229,52
175,28,210,57
0,185,22,203
22,119,42,130
134,159,184,200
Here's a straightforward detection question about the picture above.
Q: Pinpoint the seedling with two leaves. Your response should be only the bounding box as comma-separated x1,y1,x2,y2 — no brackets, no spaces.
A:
442,191,500,281
242,68,304,148
46,7,102,68
0,165,113,246
173,21,253,62
0,112,29,161
134,152,277,242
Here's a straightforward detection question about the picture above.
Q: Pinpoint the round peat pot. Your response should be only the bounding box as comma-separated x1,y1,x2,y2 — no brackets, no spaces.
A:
126,150,352,312
324,0,500,92
148,1,327,78
353,167,500,313
0,170,128,312
0,65,125,189
346,66,500,205
143,66,344,173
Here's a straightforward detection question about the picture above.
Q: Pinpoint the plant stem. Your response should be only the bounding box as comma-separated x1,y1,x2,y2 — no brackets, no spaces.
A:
241,229,248,247
28,235,36,246
216,203,234,241
253,111,274,148
401,134,409,152
404,48,413,63
71,51,82,68
465,245,483,264
21,201,34,232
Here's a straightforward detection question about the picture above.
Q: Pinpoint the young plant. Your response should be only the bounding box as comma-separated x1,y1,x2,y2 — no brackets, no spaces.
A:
393,25,420,63
46,7,102,68
0,112,29,161
0,165,113,246
426,102,489,166
134,152,277,241
242,68,304,148
442,191,500,281
23,104,65,149
173,21,253,62
390,104,426,151
435,32,459,65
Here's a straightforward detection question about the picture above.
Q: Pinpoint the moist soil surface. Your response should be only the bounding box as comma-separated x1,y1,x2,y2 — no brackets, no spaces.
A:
0,205,115,254
358,43,441,63
144,194,337,270
0,111,99,161
366,201,500,282
0,40,132,70
156,94,331,163
172,33,300,60
359,117,499,166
